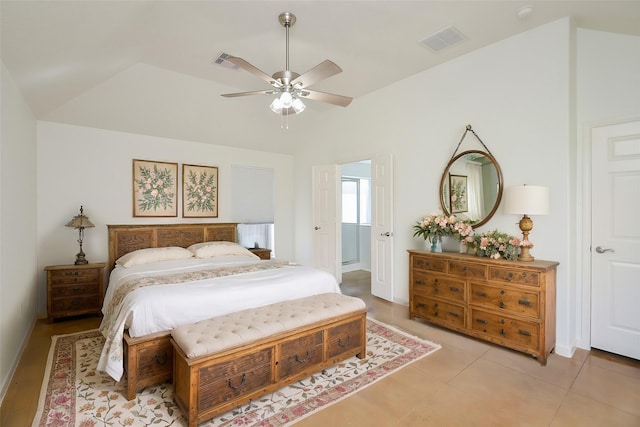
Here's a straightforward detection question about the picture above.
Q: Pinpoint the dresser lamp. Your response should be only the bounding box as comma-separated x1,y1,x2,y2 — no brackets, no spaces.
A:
65,205,95,265
504,185,549,262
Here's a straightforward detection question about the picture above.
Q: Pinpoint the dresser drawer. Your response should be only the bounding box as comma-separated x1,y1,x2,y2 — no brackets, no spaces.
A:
51,295,101,312
277,330,324,381
488,267,540,287
470,283,540,318
49,268,99,285
198,347,273,410
413,295,465,328
470,309,539,348
413,272,465,302
327,318,365,360
50,282,100,298
449,261,487,280
411,256,447,273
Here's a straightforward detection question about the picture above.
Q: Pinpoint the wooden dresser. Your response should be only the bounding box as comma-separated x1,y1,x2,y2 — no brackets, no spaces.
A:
408,250,558,365
45,263,105,322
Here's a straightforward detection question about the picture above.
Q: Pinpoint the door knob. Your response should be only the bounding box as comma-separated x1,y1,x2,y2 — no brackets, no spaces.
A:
380,232,391,237
595,246,614,254
314,226,321,230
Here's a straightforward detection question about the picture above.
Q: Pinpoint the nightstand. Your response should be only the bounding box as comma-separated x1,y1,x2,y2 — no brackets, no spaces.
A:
249,248,271,260
45,263,105,322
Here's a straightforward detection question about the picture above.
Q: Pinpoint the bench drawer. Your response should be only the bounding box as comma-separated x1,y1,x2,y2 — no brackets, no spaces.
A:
277,330,324,381
198,347,274,411
327,318,365,360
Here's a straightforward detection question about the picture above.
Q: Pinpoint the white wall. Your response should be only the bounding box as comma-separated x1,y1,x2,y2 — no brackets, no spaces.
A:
575,29,640,350
36,121,295,314
294,19,574,355
0,62,38,401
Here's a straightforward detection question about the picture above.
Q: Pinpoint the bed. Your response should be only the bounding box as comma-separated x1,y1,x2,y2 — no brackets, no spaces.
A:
97,223,341,397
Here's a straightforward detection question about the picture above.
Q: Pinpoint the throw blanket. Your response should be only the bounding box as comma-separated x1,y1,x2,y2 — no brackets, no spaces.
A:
97,259,341,381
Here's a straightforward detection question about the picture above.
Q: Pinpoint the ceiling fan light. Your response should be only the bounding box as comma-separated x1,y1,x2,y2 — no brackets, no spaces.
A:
280,91,293,108
292,98,306,114
270,97,283,113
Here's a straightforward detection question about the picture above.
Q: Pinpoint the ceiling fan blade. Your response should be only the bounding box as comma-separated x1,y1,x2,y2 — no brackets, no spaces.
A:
221,90,276,98
224,56,279,87
299,89,352,107
291,60,342,88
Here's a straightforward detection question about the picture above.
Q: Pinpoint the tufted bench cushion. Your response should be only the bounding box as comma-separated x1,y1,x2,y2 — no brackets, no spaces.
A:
171,292,366,359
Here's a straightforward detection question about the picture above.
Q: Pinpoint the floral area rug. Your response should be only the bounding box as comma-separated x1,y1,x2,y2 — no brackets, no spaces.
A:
33,318,440,427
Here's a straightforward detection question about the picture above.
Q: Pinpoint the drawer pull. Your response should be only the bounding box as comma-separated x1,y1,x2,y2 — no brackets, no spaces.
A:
500,329,506,335
416,280,425,285
518,299,532,307
448,312,460,317
417,303,426,309
71,299,80,306
449,286,459,292
476,318,488,324
295,351,310,363
500,289,506,295
499,301,505,308
476,291,487,297
338,336,351,348
72,287,80,292
518,329,532,336
154,351,168,365
227,373,247,390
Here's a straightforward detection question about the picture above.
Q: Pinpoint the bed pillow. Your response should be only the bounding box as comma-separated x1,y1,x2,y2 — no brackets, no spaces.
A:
116,246,194,267
188,241,259,259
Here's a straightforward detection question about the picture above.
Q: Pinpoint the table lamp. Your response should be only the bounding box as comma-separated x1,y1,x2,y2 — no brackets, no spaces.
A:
504,185,549,262
65,205,95,264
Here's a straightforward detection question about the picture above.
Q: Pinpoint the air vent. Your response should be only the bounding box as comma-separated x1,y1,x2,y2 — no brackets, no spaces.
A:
420,26,465,52
213,52,239,70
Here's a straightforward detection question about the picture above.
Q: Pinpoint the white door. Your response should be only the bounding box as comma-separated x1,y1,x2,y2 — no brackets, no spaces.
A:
312,165,342,282
371,154,393,301
591,119,640,359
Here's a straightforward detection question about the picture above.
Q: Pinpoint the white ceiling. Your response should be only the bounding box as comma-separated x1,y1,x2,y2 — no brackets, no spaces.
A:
2,1,640,153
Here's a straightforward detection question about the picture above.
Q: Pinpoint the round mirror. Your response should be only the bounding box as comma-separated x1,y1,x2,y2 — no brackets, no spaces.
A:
439,150,503,228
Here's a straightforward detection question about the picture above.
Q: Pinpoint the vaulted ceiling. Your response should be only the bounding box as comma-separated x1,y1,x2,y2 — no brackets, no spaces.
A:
3,1,639,153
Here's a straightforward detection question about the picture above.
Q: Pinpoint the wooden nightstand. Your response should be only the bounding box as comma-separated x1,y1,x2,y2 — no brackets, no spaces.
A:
249,248,271,260
45,263,105,322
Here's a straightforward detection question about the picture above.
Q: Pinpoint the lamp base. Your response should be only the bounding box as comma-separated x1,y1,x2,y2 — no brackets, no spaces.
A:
518,215,535,262
74,251,89,265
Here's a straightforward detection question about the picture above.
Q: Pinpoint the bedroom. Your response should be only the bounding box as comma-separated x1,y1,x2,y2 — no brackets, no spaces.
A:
2,1,640,424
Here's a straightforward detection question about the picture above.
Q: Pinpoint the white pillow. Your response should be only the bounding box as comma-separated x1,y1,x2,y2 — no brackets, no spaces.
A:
116,246,193,267
188,241,258,259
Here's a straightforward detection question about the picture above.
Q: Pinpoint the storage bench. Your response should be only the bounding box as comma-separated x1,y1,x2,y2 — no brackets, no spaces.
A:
123,330,173,400
170,292,367,427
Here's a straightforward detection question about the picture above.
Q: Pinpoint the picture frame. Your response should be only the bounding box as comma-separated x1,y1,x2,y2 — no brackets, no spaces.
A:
132,159,178,217
182,163,219,218
449,174,468,213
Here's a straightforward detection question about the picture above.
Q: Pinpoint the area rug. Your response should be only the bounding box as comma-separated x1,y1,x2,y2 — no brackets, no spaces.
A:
33,318,440,427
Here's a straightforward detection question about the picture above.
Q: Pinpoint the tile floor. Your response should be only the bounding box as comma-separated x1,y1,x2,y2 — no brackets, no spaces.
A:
2,270,639,426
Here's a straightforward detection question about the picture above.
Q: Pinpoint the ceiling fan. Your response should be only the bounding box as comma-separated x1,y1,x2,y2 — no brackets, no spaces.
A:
221,12,352,115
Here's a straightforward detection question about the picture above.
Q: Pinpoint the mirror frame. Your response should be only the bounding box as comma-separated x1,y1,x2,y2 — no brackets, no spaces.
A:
439,149,503,228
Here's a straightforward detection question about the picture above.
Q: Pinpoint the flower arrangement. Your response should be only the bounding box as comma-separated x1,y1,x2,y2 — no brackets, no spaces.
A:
464,229,522,260
412,213,474,243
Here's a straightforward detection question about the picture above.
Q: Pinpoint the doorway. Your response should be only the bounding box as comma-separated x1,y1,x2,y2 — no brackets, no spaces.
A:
589,118,640,360
340,161,372,273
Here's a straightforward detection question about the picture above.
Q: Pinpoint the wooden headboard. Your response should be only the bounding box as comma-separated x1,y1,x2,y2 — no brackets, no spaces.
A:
107,223,237,272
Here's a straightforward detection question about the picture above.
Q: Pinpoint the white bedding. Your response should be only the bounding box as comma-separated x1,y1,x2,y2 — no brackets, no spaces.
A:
97,256,341,381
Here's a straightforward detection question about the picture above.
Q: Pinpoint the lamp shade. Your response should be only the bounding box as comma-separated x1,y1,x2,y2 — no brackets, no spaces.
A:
504,185,549,216
65,206,95,229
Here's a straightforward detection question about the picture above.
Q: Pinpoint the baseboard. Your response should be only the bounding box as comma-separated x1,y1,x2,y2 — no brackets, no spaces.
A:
0,315,37,406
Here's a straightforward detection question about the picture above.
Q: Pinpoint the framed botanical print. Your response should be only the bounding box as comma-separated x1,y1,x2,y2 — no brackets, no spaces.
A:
182,163,219,218
449,174,468,213
132,159,178,217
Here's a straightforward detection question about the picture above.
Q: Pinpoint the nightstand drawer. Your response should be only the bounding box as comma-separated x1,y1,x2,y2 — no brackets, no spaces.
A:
49,269,99,285
51,295,101,312
50,282,100,298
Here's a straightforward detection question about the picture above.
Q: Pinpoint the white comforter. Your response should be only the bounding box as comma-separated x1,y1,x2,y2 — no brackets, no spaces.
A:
97,256,341,381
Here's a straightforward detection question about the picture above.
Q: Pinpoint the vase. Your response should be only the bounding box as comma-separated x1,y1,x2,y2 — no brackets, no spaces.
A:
429,237,442,253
